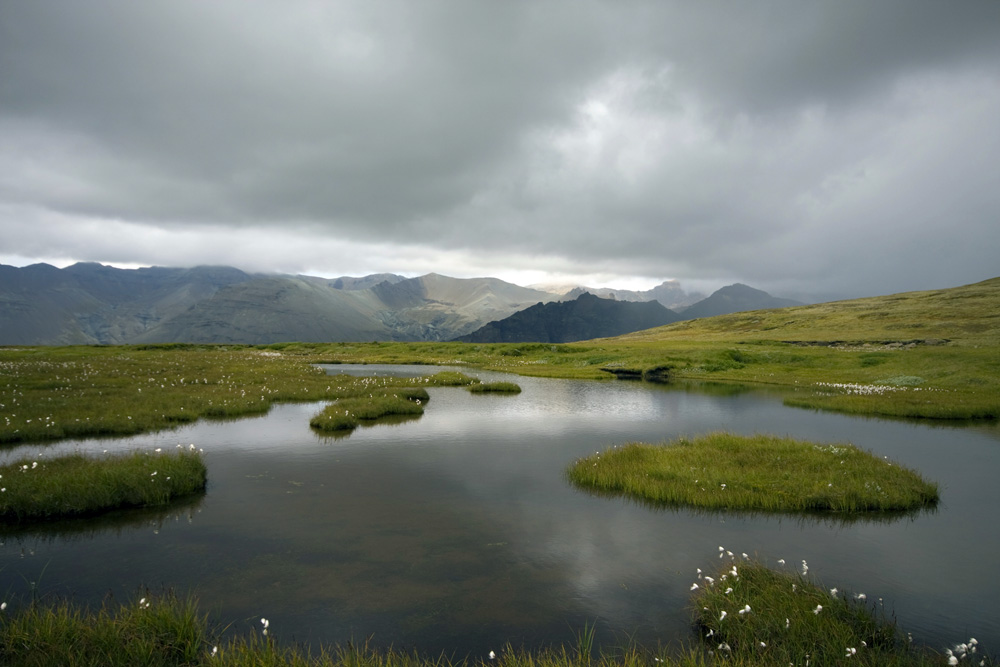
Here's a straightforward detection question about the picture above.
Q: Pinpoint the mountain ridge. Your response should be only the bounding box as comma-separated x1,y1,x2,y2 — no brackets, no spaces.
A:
0,263,800,345
454,292,682,343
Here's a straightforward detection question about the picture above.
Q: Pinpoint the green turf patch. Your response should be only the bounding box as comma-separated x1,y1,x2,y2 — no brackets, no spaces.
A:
567,432,938,513
0,449,206,524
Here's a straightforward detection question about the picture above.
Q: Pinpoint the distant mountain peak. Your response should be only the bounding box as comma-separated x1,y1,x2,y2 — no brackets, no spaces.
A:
680,283,802,319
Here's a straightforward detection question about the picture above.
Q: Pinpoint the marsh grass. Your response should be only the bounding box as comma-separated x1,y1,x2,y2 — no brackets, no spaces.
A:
567,433,939,513
310,393,425,433
1,586,988,667
0,593,209,667
0,449,206,524
468,382,522,394
3,274,998,448
689,555,980,666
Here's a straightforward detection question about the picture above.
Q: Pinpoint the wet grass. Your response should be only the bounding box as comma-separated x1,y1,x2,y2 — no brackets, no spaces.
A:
0,448,206,524
468,382,522,394
310,393,425,433
0,346,479,445
688,552,986,666
0,569,988,667
567,433,939,513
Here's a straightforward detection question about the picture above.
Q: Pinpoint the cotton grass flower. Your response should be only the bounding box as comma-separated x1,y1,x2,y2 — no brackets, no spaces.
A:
813,605,823,614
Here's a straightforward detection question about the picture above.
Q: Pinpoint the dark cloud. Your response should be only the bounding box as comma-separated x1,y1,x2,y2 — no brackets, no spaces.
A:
1,0,998,298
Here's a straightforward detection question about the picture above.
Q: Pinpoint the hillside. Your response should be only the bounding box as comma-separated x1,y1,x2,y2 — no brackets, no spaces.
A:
454,292,681,343
0,262,255,345
619,276,1000,345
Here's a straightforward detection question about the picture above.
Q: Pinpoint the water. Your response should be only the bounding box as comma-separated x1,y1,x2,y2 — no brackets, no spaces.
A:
2,365,998,656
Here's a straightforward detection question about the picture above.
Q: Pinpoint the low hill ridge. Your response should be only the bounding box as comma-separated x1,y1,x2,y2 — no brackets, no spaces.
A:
454,292,682,343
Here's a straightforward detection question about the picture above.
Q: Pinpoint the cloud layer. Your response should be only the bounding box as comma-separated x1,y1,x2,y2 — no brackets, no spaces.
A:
2,1,998,298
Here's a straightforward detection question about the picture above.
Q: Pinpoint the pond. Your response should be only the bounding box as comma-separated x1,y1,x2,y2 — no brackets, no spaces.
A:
1,365,998,657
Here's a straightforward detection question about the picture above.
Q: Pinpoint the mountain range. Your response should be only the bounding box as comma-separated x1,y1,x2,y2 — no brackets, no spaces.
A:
0,262,800,345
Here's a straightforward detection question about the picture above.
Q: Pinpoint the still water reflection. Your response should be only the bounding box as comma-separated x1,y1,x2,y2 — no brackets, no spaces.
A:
1,366,998,655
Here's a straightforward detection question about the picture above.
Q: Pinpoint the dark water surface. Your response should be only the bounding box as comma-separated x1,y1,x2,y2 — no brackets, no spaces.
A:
2,365,998,656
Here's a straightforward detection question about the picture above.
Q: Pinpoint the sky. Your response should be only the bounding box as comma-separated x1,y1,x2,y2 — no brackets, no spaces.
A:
1,1,998,301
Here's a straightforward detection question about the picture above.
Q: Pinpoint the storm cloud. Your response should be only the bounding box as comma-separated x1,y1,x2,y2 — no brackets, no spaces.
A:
2,1,998,299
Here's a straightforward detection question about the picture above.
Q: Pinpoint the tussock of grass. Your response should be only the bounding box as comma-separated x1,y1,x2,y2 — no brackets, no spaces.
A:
310,392,425,433
690,555,977,666
424,371,479,386
0,449,206,524
567,432,939,513
468,382,522,394
0,593,209,667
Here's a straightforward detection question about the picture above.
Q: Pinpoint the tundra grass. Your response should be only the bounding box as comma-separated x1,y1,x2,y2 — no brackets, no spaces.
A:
0,449,206,524
303,277,1000,420
567,433,939,513
310,393,425,433
1,278,997,444
468,381,522,394
0,345,476,445
689,553,986,666
1,582,987,667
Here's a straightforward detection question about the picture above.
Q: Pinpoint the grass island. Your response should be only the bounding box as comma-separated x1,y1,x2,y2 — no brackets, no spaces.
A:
0,448,206,525
567,432,939,513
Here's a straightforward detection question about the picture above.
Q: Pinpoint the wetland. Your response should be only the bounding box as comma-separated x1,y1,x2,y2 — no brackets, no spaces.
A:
1,363,997,659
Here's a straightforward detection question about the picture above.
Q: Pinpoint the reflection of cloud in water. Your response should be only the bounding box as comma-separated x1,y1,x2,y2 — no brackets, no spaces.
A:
0,371,998,653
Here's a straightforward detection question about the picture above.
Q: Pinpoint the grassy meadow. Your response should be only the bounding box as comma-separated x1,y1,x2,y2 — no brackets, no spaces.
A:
300,277,1000,420
1,278,998,444
567,433,939,513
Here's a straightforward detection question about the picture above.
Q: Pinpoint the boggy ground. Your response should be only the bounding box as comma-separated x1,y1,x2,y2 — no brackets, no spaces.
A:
0,555,989,666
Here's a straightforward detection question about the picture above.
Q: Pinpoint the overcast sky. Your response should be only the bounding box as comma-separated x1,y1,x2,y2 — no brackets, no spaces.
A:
1,1,998,300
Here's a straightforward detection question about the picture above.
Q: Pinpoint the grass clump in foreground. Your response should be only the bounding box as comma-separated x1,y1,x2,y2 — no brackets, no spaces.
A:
1,575,989,667
0,448,206,524
567,432,939,513
690,552,987,666
468,381,522,394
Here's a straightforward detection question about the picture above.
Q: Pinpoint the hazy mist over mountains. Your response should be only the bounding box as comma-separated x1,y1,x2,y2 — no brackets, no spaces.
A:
0,262,801,345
